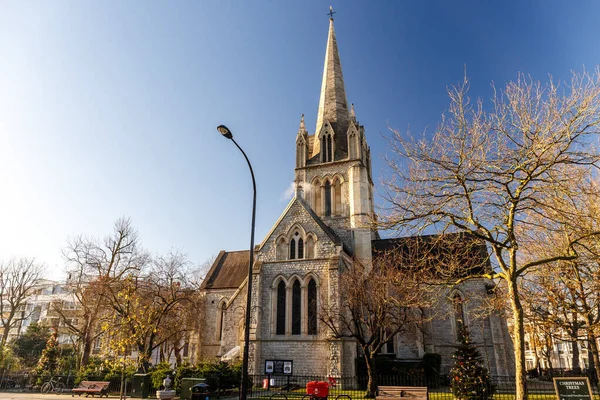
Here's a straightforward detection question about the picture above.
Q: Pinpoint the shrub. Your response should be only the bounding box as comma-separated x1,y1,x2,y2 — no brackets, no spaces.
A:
149,362,174,389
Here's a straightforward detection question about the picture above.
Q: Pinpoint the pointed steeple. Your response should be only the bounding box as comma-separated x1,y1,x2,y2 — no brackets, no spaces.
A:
315,15,349,136
350,103,356,122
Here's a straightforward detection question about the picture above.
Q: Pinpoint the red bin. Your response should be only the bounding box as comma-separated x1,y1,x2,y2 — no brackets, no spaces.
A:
306,381,317,395
314,381,329,398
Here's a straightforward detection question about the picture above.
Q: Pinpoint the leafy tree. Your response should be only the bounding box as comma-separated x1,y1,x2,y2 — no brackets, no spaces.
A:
9,322,50,368
449,328,494,400
101,252,198,372
381,71,600,400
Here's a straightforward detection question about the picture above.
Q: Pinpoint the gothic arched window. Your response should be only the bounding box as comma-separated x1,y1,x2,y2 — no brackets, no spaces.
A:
324,181,332,216
298,238,304,259
292,280,301,335
289,238,296,260
276,281,286,335
307,279,317,335
322,132,333,162
217,302,226,341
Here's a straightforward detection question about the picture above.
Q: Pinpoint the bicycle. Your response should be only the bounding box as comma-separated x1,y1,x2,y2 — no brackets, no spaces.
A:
41,377,65,394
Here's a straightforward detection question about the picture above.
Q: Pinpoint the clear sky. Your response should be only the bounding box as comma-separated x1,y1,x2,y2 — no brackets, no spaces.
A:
2,0,600,280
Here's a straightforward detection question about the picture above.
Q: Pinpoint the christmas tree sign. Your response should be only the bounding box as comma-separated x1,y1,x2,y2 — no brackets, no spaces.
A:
553,377,593,400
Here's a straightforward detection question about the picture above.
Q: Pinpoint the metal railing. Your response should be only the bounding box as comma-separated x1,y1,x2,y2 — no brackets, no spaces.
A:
247,374,600,399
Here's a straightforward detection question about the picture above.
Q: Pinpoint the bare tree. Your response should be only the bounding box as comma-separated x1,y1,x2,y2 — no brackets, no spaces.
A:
62,217,149,368
0,258,43,352
320,251,437,398
380,71,600,400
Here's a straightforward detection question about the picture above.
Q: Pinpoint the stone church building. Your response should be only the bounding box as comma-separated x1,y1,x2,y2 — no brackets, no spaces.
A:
199,16,514,378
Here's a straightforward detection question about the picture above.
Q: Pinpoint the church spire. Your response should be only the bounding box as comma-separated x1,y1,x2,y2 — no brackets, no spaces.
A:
315,11,349,136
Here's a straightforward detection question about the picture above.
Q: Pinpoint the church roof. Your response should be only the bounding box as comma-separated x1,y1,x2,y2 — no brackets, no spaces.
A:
372,232,491,277
201,250,250,290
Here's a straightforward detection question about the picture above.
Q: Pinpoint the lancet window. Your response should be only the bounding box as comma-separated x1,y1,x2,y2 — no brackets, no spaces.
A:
322,132,333,163
324,181,332,216
279,229,315,261
292,280,301,335
276,281,286,335
307,278,317,335
272,276,319,336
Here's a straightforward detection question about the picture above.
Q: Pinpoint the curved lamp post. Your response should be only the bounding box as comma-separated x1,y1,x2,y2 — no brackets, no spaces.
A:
217,124,256,400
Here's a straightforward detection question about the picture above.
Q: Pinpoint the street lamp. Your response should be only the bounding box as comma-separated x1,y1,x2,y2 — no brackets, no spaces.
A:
217,124,256,400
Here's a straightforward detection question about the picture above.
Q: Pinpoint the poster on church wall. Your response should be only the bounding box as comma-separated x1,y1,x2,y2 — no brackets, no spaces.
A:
265,359,293,375
553,377,593,400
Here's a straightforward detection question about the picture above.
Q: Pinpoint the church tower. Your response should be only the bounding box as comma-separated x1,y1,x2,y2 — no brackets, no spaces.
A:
295,14,375,265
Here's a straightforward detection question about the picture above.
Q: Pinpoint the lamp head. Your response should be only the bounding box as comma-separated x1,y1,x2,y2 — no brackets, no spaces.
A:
217,125,233,139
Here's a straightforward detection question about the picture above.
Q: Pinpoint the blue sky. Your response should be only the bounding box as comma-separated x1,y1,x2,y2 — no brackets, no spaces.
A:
2,1,600,280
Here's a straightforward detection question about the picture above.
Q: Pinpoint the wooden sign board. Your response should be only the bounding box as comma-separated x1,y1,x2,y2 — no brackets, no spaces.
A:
553,377,594,400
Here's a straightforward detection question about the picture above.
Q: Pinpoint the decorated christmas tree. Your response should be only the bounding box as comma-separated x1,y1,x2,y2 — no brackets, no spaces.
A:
449,327,495,400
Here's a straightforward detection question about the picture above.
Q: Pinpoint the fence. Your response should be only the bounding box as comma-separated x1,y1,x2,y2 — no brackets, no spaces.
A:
247,374,600,400
0,373,157,396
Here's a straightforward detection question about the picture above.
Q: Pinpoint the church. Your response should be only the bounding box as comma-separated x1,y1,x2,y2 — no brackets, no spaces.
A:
199,15,514,378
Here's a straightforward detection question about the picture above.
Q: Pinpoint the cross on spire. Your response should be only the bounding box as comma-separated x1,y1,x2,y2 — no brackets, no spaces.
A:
327,6,336,20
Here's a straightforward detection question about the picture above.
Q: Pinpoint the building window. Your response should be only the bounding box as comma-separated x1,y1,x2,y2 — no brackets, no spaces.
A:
217,302,226,341
292,280,301,335
276,281,286,335
322,133,333,162
289,238,296,260
289,232,306,260
307,279,317,335
379,330,395,354
324,181,332,216
298,238,304,259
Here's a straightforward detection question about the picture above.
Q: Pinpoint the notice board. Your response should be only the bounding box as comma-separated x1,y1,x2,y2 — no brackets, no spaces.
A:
553,377,594,400
265,360,293,375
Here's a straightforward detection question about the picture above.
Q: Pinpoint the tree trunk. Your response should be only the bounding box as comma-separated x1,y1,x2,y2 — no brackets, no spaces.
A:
587,333,600,384
569,317,581,373
80,335,92,368
364,349,378,398
507,277,528,400
174,343,182,367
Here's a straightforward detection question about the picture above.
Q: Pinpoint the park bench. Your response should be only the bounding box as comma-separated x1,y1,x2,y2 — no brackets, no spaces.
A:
377,386,428,400
71,381,111,398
